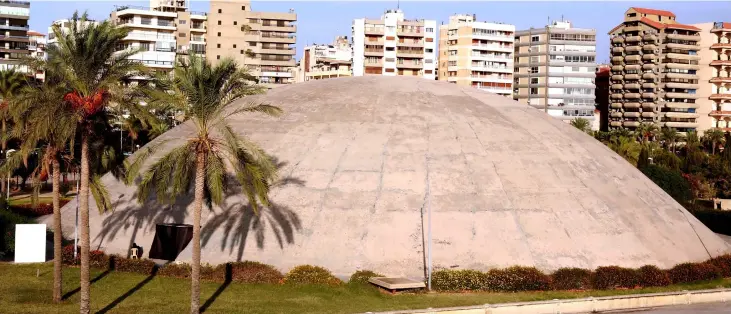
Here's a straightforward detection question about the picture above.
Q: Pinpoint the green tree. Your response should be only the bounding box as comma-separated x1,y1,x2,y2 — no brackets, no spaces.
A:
570,117,591,134
638,144,650,169
609,136,641,166
660,127,679,154
636,121,659,143
125,54,279,314
46,11,150,313
682,130,705,174
3,72,77,303
704,129,725,155
641,164,693,206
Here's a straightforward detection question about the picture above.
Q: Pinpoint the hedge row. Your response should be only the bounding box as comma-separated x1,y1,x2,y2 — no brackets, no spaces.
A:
433,260,729,292
688,209,731,236
59,245,731,291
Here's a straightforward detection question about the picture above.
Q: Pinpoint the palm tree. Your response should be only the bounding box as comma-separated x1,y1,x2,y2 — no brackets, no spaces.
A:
636,121,659,143
125,54,280,314
46,12,150,313
570,118,591,134
5,72,76,303
660,127,679,154
609,135,642,166
0,68,27,196
703,128,725,155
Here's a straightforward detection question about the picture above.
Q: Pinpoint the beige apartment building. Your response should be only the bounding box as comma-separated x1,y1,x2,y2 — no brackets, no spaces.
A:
514,20,597,121
298,36,352,82
437,14,514,96
608,7,702,132
352,9,436,79
109,0,207,83
693,22,731,132
0,0,30,72
207,0,297,87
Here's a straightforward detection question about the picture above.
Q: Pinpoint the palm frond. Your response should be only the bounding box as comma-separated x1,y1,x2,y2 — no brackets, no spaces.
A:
90,175,113,213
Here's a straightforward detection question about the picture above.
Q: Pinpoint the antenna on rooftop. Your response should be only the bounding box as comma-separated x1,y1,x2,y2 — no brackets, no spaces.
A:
397,0,400,9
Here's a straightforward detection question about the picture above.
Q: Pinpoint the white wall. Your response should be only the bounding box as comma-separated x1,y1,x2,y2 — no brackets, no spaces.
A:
352,19,365,76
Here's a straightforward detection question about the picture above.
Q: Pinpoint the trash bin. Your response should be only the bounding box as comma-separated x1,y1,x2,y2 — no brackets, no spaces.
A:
148,223,193,261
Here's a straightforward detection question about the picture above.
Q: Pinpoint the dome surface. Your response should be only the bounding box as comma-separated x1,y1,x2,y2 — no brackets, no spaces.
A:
52,76,730,277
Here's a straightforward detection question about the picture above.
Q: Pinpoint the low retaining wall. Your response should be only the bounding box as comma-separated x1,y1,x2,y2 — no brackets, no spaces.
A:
367,288,731,314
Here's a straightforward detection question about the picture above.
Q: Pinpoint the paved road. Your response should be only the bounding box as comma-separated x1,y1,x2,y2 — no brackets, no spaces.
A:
615,302,731,313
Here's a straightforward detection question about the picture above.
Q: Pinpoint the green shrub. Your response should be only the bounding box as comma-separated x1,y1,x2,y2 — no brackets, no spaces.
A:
592,266,639,290
0,209,31,258
229,261,283,284
432,269,487,291
637,265,670,287
200,264,220,282
497,266,551,292
667,262,721,284
349,270,383,285
158,263,191,278
284,265,342,286
551,268,592,290
111,255,157,274
689,209,731,236
61,244,79,265
709,254,731,277
641,165,692,206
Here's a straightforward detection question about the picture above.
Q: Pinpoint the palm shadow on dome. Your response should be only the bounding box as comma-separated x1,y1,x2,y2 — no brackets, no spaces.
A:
93,158,304,259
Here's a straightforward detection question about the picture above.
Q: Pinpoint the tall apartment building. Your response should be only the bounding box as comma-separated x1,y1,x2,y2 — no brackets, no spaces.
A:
437,14,514,96
596,64,611,131
207,0,297,87
692,22,731,132
352,9,436,79
298,36,352,82
608,7,702,132
0,0,30,71
27,30,44,80
109,1,207,82
514,20,597,122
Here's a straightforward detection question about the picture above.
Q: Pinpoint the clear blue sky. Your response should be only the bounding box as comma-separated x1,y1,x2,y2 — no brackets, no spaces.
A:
28,1,731,64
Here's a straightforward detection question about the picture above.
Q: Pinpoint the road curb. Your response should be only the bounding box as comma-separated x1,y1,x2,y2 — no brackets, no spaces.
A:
366,288,731,314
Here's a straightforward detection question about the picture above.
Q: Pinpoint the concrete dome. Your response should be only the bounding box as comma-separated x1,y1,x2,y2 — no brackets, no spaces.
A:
52,76,730,277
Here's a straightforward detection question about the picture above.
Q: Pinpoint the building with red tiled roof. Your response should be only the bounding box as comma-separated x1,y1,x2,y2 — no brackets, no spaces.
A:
608,8,702,132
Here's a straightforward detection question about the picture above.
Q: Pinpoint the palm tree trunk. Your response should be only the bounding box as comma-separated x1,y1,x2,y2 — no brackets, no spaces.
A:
52,158,63,303
190,151,205,314
713,141,716,155
79,136,91,314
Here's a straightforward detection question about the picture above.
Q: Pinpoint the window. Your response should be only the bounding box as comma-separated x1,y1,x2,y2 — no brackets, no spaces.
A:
426,27,434,32
425,70,433,74
448,61,457,66
627,13,636,17
449,50,457,56
249,42,256,46
385,57,395,62
241,50,244,54
530,56,539,63
217,32,221,37
218,21,221,25
233,44,237,48
217,44,221,48
425,59,433,64
179,32,185,37
234,21,237,25
530,88,538,95
531,35,539,42
530,77,538,84
179,20,186,24
218,9,222,13
426,37,434,42
386,47,395,51
426,48,433,53
217,55,220,59
385,68,395,73
530,67,538,74
242,5,246,10
386,36,395,40
140,42,150,51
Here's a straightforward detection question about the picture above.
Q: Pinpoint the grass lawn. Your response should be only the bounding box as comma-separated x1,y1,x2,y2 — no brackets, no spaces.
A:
3,263,731,314
8,196,72,206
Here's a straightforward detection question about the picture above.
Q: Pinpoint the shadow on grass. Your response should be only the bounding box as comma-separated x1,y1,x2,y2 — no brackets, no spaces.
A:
95,268,158,314
62,269,112,300
200,263,232,313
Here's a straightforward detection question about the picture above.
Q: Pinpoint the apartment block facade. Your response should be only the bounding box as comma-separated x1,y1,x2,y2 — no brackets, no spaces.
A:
207,0,297,87
109,1,207,82
608,7,703,132
298,36,352,82
437,14,514,96
693,22,731,132
352,9,436,79
0,0,30,72
514,20,597,121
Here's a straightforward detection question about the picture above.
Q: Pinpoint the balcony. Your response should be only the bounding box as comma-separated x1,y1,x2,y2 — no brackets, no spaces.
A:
190,25,206,33
666,34,700,41
611,84,623,89
364,59,383,67
665,82,697,89
666,102,699,109
710,77,731,83
666,43,699,50
610,121,622,127
642,92,656,98
611,112,623,118
396,62,423,70
666,53,700,61
710,111,731,117
666,63,700,70
644,33,658,41
626,36,642,42
666,92,700,99
0,34,28,42
0,24,28,31
643,73,656,79
624,121,640,127
711,43,731,49
397,28,424,37
643,54,657,60
624,112,641,118
624,102,641,109
398,41,424,48
711,60,731,66
626,46,641,52
611,47,624,53
624,83,641,89
642,102,656,110
642,112,656,118
664,121,698,128
259,33,296,44
611,94,623,99
127,33,176,42
612,75,624,80
710,94,731,100
642,64,656,70
665,112,700,119
625,64,641,71
625,93,641,99
643,82,656,89
611,65,623,71
253,23,296,33
611,56,624,62
364,28,384,35
624,74,640,80
259,58,296,67
190,36,205,43
397,50,423,58
643,44,657,50
364,49,384,57
664,73,698,80
611,103,622,109
611,37,624,43
471,43,512,52
626,55,641,62
261,47,295,55
305,69,351,79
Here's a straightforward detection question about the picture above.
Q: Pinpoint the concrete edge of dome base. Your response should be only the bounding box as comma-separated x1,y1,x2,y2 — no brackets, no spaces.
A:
367,288,731,314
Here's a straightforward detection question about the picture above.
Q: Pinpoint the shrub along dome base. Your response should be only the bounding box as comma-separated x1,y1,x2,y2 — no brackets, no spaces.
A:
48,76,731,278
